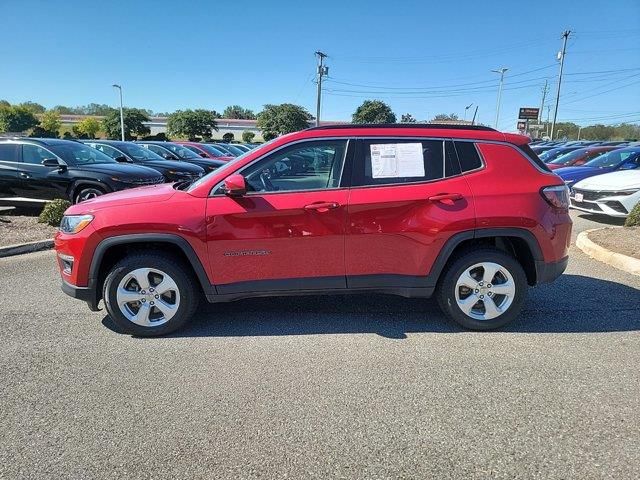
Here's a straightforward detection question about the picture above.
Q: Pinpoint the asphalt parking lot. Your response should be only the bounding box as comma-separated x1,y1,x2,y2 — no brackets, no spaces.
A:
1,211,638,479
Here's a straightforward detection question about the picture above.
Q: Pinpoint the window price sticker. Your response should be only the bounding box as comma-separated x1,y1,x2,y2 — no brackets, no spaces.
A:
370,143,425,178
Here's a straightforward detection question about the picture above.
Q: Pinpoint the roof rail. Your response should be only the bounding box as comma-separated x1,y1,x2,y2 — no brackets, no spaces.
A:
307,123,496,132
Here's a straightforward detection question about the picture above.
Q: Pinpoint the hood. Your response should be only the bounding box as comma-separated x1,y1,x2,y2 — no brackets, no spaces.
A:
140,159,204,174
65,182,178,214
70,162,161,178
574,170,640,190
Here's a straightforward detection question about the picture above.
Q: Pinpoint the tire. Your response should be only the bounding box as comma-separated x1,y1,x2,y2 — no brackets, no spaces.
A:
436,248,527,330
74,186,105,204
103,253,199,336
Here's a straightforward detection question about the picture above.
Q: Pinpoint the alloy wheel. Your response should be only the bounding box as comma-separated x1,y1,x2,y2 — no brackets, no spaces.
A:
454,262,516,321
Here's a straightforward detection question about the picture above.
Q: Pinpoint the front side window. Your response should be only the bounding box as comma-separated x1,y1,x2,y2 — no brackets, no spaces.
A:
165,144,200,159
240,140,348,193
92,144,122,159
120,143,164,161
22,144,57,165
353,139,458,187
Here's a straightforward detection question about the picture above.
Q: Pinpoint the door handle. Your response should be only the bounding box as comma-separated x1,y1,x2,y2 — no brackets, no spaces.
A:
304,202,340,212
19,173,31,179
428,193,463,205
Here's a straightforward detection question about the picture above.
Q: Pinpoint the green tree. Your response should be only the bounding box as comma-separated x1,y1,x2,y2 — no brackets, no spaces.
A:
18,101,46,114
73,117,101,139
31,110,62,137
102,108,150,140
0,105,39,133
256,103,313,139
222,132,235,142
401,113,417,123
0,99,10,108
223,105,256,119
166,109,219,140
242,130,255,142
431,113,459,122
262,131,277,141
352,100,396,124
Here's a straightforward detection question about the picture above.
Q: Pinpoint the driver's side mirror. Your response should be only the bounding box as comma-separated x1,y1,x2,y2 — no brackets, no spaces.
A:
199,152,208,158
222,174,246,197
114,155,130,163
42,158,61,167
620,162,637,170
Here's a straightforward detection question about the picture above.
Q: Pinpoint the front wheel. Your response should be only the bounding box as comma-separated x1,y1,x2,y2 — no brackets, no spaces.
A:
436,248,528,330
103,253,199,336
74,186,105,204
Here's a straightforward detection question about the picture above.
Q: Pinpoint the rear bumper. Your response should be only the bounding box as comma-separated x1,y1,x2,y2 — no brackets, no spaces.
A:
535,256,569,284
61,279,100,311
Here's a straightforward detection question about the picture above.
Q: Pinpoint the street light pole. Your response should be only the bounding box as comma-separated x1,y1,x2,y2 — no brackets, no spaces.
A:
464,103,473,122
112,84,125,141
314,51,328,127
491,68,508,129
550,30,571,140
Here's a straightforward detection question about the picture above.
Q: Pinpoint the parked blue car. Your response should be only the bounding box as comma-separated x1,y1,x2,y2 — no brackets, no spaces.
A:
556,147,640,189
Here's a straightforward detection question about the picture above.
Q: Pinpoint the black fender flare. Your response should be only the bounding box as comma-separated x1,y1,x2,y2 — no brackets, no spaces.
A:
88,233,215,300
426,227,544,286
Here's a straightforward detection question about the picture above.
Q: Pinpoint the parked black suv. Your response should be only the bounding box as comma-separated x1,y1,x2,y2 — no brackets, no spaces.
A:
0,138,164,203
136,141,225,172
82,140,205,182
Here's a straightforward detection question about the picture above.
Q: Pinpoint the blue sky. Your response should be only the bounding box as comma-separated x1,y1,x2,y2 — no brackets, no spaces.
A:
1,0,639,130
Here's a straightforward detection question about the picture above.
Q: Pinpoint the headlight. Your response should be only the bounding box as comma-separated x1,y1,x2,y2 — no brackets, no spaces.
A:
60,214,94,234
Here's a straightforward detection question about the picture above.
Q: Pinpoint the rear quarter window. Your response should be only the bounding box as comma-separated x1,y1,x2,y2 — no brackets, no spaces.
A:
518,144,551,172
453,141,483,172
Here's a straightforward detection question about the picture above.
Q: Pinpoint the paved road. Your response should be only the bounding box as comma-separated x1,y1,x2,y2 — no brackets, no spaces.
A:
1,211,638,479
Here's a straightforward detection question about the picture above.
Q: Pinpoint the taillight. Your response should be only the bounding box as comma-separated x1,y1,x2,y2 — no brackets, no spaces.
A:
541,185,570,210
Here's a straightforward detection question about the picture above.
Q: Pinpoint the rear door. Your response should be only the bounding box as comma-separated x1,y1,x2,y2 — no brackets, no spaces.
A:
0,143,21,196
345,138,477,288
206,139,351,293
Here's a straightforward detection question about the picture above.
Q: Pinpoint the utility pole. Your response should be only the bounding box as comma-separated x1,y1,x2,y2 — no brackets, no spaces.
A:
491,68,508,129
577,125,582,140
112,84,125,141
314,51,328,127
550,30,571,140
539,80,548,123
471,106,479,125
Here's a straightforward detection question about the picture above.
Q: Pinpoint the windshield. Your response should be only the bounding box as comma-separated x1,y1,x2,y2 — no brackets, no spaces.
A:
164,143,200,159
119,143,166,161
198,144,230,157
49,143,117,165
548,149,587,165
584,149,640,168
224,144,246,156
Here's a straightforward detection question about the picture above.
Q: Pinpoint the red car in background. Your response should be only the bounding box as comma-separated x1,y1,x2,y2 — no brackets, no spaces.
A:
546,146,619,170
174,141,235,162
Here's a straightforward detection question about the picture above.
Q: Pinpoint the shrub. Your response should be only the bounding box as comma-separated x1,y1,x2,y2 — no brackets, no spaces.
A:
222,132,234,142
242,130,255,143
625,201,640,227
38,199,71,226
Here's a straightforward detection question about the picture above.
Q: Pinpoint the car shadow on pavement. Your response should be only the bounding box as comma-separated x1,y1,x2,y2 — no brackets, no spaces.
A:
101,274,639,339
577,213,626,226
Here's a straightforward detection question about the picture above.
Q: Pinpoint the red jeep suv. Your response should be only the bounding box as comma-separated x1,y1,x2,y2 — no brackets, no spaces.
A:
55,124,571,336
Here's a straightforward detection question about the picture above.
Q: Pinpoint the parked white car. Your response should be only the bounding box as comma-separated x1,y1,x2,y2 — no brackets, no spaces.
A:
570,170,640,218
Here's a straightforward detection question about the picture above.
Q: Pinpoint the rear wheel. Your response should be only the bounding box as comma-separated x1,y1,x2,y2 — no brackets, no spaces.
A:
103,253,199,336
74,186,105,204
436,248,527,330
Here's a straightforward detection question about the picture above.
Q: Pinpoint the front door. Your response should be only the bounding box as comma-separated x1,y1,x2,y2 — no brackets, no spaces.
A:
345,138,477,288
13,144,69,200
206,139,351,294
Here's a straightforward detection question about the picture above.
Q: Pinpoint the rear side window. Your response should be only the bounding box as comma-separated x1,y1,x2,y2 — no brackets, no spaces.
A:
0,144,20,162
353,139,459,187
454,141,483,172
518,144,551,172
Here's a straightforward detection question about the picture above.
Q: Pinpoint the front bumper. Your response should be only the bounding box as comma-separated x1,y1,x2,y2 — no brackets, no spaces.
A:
61,279,100,311
535,256,569,284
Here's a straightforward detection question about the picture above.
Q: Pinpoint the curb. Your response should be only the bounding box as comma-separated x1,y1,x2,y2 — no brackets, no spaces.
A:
576,229,640,277
0,239,54,258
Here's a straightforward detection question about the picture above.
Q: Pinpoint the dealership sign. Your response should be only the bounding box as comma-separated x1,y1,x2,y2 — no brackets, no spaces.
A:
518,107,540,120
